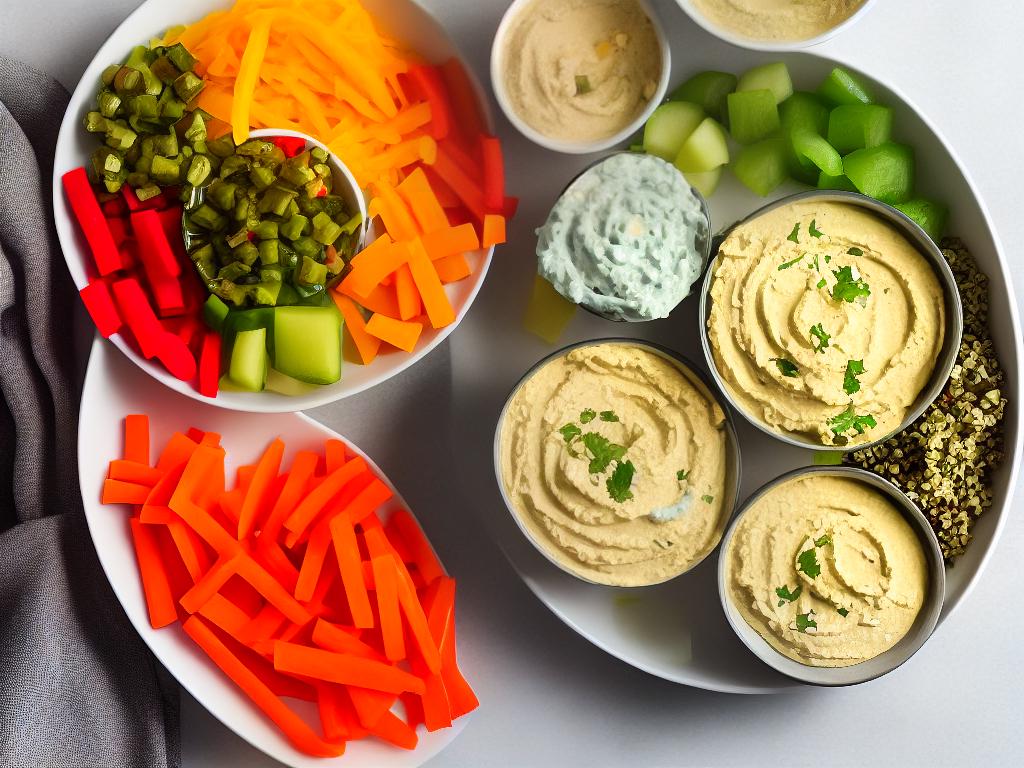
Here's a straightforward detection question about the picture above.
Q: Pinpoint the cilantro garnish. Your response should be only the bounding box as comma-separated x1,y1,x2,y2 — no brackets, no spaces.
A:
809,219,825,238
575,75,592,96
810,323,830,353
607,460,635,503
824,254,832,264
847,246,864,257
828,403,877,438
787,222,800,243
580,408,597,424
814,534,832,547
580,432,625,474
797,547,821,578
775,584,802,607
843,359,865,395
559,424,581,442
772,358,799,377
701,494,714,504
599,410,619,422
778,254,803,271
816,278,827,289
837,607,849,617
677,469,689,481
831,265,871,305
795,613,817,632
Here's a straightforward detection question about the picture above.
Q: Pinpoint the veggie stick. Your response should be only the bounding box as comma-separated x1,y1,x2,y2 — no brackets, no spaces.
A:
368,709,418,750
312,619,384,661
387,509,445,585
432,145,486,223
238,437,284,540
440,57,486,143
337,477,393,526
197,593,252,637
405,65,451,141
182,616,346,758
198,330,221,399
155,432,198,473
129,517,178,629
178,552,242,614
420,223,480,261
129,209,181,278
407,240,455,329
61,168,123,276
283,456,367,538
317,685,358,742
79,281,122,338
480,136,506,212
439,602,479,718
371,555,405,661
325,439,347,474
349,687,398,729
393,265,421,321
331,293,381,365
102,479,151,505
252,538,300,594
272,642,425,694
110,278,164,360
258,450,318,546
364,314,422,353
393,559,441,673
330,513,375,629
121,415,151,468
339,281,400,319
368,186,419,242
396,168,448,235
482,214,507,248
339,242,412,301
230,16,271,145
294,521,332,602
434,253,472,284
235,556,313,627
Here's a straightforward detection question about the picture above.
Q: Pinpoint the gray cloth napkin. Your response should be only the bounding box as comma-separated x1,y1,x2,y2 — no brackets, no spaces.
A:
0,56,180,768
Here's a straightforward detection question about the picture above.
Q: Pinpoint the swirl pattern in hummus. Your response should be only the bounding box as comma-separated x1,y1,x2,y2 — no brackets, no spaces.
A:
498,343,730,587
726,475,928,667
707,201,945,446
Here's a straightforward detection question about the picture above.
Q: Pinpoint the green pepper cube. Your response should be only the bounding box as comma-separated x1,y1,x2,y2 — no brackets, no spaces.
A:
843,142,914,204
249,164,276,191
311,211,344,245
280,214,310,241
727,89,780,145
736,62,793,105
297,254,328,286
258,238,280,265
668,70,737,120
150,154,182,184
894,199,948,242
817,171,858,192
827,104,893,154
202,294,230,331
231,241,261,267
166,43,197,74
818,67,874,106
173,71,205,103
252,220,279,241
733,137,789,197
249,280,282,307
257,186,297,217
292,236,323,260
191,244,217,281
186,154,213,186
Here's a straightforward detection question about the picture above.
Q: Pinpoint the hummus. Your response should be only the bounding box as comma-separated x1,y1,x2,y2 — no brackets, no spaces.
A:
707,200,945,447
537,153,709,322
689,0,865,43
498,342,731,587
501,0,662,143
725,474,928,667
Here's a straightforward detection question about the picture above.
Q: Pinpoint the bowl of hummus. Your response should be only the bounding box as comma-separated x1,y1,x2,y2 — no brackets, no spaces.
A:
491,0,671,153
718,466,945,685
675,0,877,51
700,190,962,451
494,339,741,587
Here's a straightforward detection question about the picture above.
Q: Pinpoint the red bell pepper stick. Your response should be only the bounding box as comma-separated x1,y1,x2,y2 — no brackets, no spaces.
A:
78,280,122,338
198,330,221,398
406,65,451,141
131,209,181,278
155,330,197,382
110,278,163,359
62,167,123,276
480,136,505,212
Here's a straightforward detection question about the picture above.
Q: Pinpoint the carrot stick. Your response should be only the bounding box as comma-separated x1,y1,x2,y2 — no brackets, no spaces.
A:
396,167,448,234
251,539,300,594
236,556,313,627
166,516,213,581
155,431,199,473
198,592,253,637
407,240,455,329
259,450,319,547
337,477,393,526
283,456,367,538
108,460,163,486
124,414,150,465
432,144,486,222
332,293,381,365
182,616,345,758
339,242,410,300
324,439,347,474
393,559,441,673
420,222,479,261
349,688,399,729
179,553,242,614
371,555,404,662
387,509,445,585
482,214,507,247
102,479,152,505
129,517,178,629
434,253,472,284
480,136,506,212
312,619,383,661
231,17,271,144
238,438,284,540
406,65,451,141
139,506,174,525
393,264,421,321
238,603,288,648
368,709,418,750
272,642,424,694
365,314,422,353
369,185,419,242
318,685,362,742
440,603,479,718
330,514,375,629
294,521,332,602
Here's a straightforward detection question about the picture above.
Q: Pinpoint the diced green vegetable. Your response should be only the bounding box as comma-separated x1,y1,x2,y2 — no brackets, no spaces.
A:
843,142,914,204
827,104,893,154
258,239,280,265
202,294,230,331
894,199,948,241
642,101,705,161
684,167,722,198
250,280,282,306
791,132,843,176
272,306,342,385
228,327,268,392
668,70,737,119
727,90,780,145
736,62,793,104
673,117,730,173
311,211,343,245
780,92,829,137
818,67,874,106
817,171,858,191
280,213,309,241
733,137,789,196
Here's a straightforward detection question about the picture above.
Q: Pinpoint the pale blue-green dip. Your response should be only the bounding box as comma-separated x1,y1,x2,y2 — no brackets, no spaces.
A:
536,153,708,322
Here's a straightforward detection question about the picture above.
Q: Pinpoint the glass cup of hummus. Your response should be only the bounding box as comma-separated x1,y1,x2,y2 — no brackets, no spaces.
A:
717,465,945,686
493,339,741,587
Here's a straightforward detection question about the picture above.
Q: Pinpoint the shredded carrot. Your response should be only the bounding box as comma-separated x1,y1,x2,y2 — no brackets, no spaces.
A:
231,17,271,145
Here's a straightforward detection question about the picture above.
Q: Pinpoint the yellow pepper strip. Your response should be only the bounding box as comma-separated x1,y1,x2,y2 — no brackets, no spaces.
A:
231,15,271,144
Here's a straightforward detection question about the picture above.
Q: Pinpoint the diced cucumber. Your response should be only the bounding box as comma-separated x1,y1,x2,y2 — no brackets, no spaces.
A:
843,142,914,204
221,307,274,355
727,90,780,145
817,171,858,192
895,199,948,242
827,104,893,154
643,101,705,162
818,67,874,106
673,117,730,173
228,327,268,392
733,137,789,197
736,62,793,105
780,92,829,137
272,305,342,385
669,71,737,120
684,167,722,198
265,368,318,396
202,294,229,332
791,132,843,176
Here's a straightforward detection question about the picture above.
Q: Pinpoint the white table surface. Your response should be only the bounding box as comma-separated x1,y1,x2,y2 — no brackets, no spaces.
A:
5,0,1024,765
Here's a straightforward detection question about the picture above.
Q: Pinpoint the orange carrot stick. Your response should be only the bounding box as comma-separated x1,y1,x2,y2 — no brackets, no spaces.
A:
365,314,422,353
338,477,393,526
272,642,424,694
155,432,199,472
124,414,150,465
129,517,178,628
324,439,347,474
198,592,253,637
440,603,479,718
339,242,410,300
393,264,421,321
407,240,455,329
371,555,404,662
482,214,507,247
259,450,319,546
283,457,367,538
433,253,472,284
295,521,332,602
420,222,479,261
330,514,375,629
179,553,242,614
236,556,313,627
396,167,448,234
108,460,163,486
238,438,284,540
166,516,213,581
368,709,418,750
349,688,399,729
393,559,441,673
312,619,383,661
102,479,152,505
332,293,382,365
387,509,445,585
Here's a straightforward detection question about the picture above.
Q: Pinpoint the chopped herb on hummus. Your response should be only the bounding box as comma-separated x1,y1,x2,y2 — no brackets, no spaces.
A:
837,607,850,617
810,323,831,353
580,408,597,423
787,222,800,243
844,359,865,394
600,410,619,422
559,423,581,442
775,584,802,606
701,494,714,504
814,534,832,547
809,219,825,238
828,403,877,438
778,254,803,270
847,246,864,257
772,357,799,377
795,612,817,633
677,469,689,481
831,265,871,305
797,547,821,578
608,460,635,502
574,74,592,96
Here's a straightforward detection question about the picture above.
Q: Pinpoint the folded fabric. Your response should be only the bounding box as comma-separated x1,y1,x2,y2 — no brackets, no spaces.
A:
0,56,180,768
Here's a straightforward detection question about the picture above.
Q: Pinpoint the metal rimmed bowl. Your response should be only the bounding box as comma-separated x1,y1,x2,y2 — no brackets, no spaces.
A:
717,465,945,686
698,189,964,452
541,152,713,323
493,337,742,587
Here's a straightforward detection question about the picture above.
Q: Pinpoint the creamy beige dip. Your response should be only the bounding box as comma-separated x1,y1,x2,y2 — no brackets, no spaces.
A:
501,0,662,142
498,343,730,586
689,0,866,42
707,200,945,447
725,475,928,667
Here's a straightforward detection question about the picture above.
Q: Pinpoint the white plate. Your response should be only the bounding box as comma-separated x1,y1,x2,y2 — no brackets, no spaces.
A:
451,50,1022,693
79,338,470,766
52,0,494,413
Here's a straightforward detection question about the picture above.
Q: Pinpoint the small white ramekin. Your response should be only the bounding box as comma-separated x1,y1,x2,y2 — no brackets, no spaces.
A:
490,0,672,154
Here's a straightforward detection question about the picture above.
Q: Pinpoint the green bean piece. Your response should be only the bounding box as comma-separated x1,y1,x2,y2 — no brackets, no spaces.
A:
297,255,328,286
172,71,205,102
165,43,197,74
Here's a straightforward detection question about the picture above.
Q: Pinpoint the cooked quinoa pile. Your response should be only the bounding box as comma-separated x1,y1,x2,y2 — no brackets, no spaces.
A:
845,238,1008,561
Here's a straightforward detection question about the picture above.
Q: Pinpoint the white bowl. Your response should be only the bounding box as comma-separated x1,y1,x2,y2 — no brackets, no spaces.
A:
674,0,878,52
490,0,672,154
52,0,495,414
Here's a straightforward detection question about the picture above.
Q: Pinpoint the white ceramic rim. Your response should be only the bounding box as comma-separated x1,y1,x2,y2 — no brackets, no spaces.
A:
489,0,672,154
51,0,496,415
673,0,879,52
